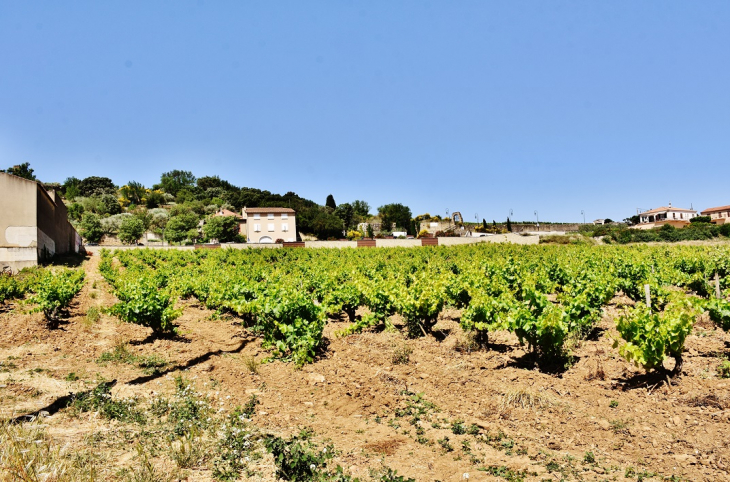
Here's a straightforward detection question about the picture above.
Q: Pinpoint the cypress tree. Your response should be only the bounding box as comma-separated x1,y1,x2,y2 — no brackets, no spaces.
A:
506,217,512,232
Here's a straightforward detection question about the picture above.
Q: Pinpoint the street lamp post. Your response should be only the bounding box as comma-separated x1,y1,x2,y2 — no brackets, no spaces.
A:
534,210,539,231
581,210,585,225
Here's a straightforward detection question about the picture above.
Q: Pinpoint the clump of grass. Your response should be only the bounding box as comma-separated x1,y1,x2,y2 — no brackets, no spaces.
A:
453,330,481,353
243,356,260,375
65,372,80,382
69,380,145,423
169,426,208,469
391,342,412,365
97,342,167,375
609,400,619,408
500,388,554,411
609,418,630,434
86,306,100,322
124,444,172,482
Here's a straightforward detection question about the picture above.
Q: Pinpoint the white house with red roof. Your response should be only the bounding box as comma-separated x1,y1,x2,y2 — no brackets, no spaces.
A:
242,207,297,243
635,203,697,229
700,205,730,225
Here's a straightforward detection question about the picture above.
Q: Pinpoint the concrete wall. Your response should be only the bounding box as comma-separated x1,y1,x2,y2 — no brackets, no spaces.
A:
1,173,81,272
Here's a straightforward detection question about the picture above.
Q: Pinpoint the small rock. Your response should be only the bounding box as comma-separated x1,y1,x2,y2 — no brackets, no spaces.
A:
308,373,325,384
598,419,610,430
303,402,314,407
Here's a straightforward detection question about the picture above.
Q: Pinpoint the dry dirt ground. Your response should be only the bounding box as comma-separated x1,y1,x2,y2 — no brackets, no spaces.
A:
1,255,730,481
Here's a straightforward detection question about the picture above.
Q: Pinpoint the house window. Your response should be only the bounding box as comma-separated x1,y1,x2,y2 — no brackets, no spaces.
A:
267,223,275,232
268,213,274,220
281,213,288,220
253,213,260,220
282,223,289,232
254,224,261,232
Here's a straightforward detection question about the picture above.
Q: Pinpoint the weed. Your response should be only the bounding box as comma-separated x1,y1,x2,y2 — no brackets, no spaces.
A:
479,465,532,482
65,372,80,382
243,355,260,375
264,428,334,481
609,418,630,434
169,425,208,469
437,436,453,452
70,380,144,423
609,399,619,408
125,444,171,482
391,342,412,365
718,360,730,378
371,467,416,482
89,291,97,299
453,330,481,353
86,306,100,322
583,451,595,464
97,342,167,375
451,420,466,435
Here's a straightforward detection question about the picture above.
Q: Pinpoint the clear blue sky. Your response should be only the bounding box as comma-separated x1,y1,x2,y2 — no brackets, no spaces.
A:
1,1,729,222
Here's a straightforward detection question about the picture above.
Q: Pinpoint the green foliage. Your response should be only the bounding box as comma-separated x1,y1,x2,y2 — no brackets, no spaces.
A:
109,275,180,334
80,213,104,243
717,360,730,378
257,288,326,366
690,216,712,224
77,176,116,197
29,269,85,327
264,429,334,481
0,274,25,303
118,216,145,244
99,193,122,215
614,296,699,373
706,298,730,331
203,215,240,242
157,170,196,197
2,162,36,180
165,212,200,243
70,380,144,423
378,203,413,234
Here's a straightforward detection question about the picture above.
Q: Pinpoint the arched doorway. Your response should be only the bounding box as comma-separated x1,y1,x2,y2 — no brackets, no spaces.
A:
258,236,273,244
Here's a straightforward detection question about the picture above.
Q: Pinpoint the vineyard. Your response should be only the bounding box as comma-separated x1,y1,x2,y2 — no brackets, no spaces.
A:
1,243,730,480
99,243,730,373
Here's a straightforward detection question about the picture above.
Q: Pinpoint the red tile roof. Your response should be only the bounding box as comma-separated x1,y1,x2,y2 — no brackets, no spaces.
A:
701,205,730,215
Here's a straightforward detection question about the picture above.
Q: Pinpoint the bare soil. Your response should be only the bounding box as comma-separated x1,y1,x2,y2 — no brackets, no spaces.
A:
1,255,729,481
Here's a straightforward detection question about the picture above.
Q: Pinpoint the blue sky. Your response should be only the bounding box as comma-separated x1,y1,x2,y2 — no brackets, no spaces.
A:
1,1,728,222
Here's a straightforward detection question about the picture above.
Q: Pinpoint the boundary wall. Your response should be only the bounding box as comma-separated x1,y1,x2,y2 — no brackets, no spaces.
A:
85,233,538,255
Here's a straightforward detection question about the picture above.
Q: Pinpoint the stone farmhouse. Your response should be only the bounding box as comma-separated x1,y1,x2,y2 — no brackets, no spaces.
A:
242,207,296,243
0,172,81,272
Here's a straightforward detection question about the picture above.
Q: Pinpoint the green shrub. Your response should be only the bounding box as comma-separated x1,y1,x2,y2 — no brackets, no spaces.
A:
109,275,179,334
29,269,85,328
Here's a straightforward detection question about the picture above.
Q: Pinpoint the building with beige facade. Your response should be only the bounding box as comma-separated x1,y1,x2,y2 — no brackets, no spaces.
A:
634,203,697,230
700,205,730,225
1,172,81,272
242,207,296,243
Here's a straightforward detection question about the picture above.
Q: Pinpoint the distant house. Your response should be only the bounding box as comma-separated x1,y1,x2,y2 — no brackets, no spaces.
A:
700,205,730,225
242,207,296,243
593,219,606,225
634,203,697,230
212,208,245,236
0,172,81,272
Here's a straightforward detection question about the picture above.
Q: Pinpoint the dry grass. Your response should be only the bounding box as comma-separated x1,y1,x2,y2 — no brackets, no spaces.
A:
452,330,481,353
500,388,555,411
363,439,405,456
391,342,412,365
243,355,260,375
0,419,98,481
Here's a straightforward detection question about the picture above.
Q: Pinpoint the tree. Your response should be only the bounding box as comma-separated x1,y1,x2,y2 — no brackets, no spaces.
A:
157,170,196,196
165,212,200,243
624,215,640,226
120,181,146,205
378,203,413,234
2,162,36,180
99,194,122,215
63,177,81,200
366,224,374,239
118,217,145,244
326,194,337,210
67,203,84,222
351,200,370,217
203,215,240,242
80,213,104,243
482,219,488,231
334,203,355,230
506,217,512,232
78,176,116,197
